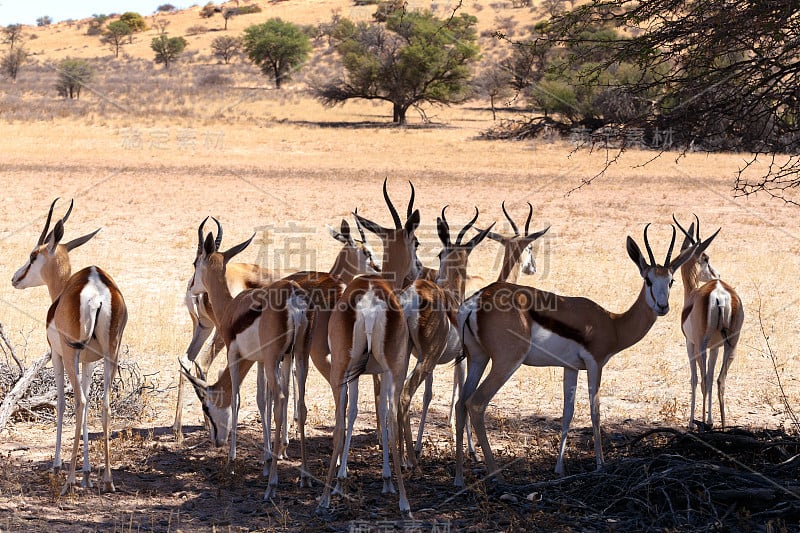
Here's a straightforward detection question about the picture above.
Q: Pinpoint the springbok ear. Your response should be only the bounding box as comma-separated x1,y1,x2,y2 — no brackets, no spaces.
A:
222,234,255,263
64,228,101,252
626,236,648,276
524,225,550,244
354,213,387,237
47,220,65,252
679,222,696,252
405,209,421,235
483,230,506,243
326,223,348,244
670,227,720,272
693,227,720,257
464,221,496,252
203,233,215,256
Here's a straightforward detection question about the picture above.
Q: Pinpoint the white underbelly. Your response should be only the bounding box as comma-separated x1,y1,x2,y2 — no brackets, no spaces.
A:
523,325,587,370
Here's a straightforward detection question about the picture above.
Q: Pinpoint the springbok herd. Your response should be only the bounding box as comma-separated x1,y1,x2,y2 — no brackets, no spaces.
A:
10,181,743,517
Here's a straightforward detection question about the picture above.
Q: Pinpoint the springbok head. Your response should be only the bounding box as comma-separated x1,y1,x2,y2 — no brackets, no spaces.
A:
435,206,494,296
12,198,100,290
484,201,550,281
672,214,721,284
354,179,421,288
626,224,699,316
190,216,254,296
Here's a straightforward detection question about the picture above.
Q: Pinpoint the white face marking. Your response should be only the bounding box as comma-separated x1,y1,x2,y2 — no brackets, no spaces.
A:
189,257,208,296
204,398,232,447
644,269,674,316
12,248,47,289
520,243,537,276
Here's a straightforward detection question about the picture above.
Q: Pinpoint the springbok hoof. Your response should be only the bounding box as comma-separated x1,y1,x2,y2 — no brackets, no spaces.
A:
263,484,277,501
60,482,76,496
382,477,396,494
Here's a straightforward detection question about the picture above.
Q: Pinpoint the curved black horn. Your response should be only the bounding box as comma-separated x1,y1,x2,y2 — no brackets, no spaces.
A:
353,208,367,243
672,214,694,244
524,201,533,235
197,216,209,255
438,205,452,247
383,178,402,229
59,199,74,228
38,198,59,245
456,207,479,246
664,225,677,265
212,217,223,250
501,201,519,236
693,213,701,241
407,181,416,220
643,223,656,266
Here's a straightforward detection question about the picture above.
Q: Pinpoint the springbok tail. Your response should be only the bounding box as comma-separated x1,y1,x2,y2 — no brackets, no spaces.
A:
67,297,102,350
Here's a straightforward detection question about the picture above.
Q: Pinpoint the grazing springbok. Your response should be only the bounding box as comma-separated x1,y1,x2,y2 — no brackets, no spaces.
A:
454,224,698,485
174,261,273,443
182,218,314,498
673,215,744,429
319,180,421,517
11,198,127,495
398,207,496,467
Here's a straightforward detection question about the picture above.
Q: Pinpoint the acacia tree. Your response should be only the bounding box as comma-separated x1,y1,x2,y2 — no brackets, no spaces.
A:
211,35,241,64
543,0,800,202
1,47,27,80
242,18,311,89
151,34,187,68
102,21,132,58
313,10,479,125
56,58,92,99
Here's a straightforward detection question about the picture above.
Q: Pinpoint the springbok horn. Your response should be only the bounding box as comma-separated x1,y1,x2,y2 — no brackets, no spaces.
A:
456,207,479,246
353,208,368,243
407,181,416,221
643,223,656,266
383,178,402,229
664,225,677,266
672,214,694,244
440,205,452,247
693,213,701,241
212,217,223,250
38,198,59,245
524,202,533,236
501,201,519,236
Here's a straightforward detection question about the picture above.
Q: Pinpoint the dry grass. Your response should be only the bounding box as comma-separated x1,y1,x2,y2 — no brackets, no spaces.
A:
0,1,798,530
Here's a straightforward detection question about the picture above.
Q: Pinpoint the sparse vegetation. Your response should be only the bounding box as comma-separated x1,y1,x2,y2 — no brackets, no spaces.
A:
2,24,23,51
36,16,53,27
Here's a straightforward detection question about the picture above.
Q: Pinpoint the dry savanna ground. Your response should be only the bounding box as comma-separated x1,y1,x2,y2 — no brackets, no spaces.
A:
1,1,800,532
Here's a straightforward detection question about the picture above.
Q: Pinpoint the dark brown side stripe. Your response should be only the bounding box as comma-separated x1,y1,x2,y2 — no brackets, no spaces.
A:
528,309,586,346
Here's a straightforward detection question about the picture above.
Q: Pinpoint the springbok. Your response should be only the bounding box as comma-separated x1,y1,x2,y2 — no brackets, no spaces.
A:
174,213,378,446
319,180,421,517
398,207,496,467
485,202,546,284
11,198,127,495
181,218,314,498
673,215,744,429
454,224,698,485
